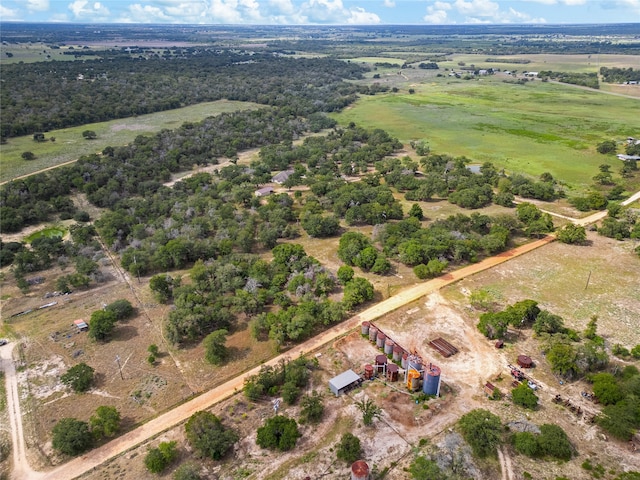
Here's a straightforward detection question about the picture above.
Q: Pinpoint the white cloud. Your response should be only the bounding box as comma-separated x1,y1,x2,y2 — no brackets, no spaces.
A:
383,0,396,7
300,0,379,23
269,0,296,14
27,0,49,12
454,0,500,17
423,9,449,23
68,0,110,19
347,6,381,23
424,0,452,24
613,0,640,12
122,4,173,23
0,4,20,19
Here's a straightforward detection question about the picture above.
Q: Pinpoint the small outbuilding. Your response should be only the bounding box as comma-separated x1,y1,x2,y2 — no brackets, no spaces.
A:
73,319,88,332
254,186,274,197
484,382,496,396
329,369,362,396
517,355,533,368
272,169,294,184
495,340,504,349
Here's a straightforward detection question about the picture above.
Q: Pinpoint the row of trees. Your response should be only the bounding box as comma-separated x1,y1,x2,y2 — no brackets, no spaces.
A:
1,51,367,138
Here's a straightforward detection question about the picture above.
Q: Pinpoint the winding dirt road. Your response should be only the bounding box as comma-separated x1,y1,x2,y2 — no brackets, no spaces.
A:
2,234,556,480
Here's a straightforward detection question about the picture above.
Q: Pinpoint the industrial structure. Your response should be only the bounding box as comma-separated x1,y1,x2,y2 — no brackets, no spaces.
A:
362,321,443,396
351,460,370,480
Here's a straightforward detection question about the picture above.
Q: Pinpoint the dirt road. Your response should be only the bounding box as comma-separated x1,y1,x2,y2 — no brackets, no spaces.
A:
1,234,555,480
1,343,39,480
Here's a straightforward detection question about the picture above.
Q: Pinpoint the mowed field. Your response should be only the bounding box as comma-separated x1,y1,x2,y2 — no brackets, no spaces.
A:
334,73,639,191
0,100,262,184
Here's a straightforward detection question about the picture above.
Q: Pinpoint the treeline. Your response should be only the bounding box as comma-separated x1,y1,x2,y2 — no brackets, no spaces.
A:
538,71,599,89
485,58,531,64
0,51,366,138
0,108,333,233
600,67,640,84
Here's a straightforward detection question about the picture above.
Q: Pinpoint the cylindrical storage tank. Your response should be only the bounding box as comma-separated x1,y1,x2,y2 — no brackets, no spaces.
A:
423,364,442,396
351,460,370,480
386,363,399,382
517,355,533,368
401,353,408,369
407,354,423,374
361,321,370,336
364,364,374,380
376,332,386,348
368,326,378,342
375,354,387,374
392,346,402,362
409,370,421,391
384,338,395,355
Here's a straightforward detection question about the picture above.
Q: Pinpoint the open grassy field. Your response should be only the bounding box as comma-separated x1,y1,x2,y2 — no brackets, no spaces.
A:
0,100,262,184
0,42,101,64
440,53,640,74
349,56,406,65
443,231,640,347
334,75,639,191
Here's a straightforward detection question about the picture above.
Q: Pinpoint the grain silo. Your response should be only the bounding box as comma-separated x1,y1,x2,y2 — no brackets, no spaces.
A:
361,321,370,336
351,460,370,480
384,338,395,355
368,326,378,342
423,363,441,396
376,332,386,348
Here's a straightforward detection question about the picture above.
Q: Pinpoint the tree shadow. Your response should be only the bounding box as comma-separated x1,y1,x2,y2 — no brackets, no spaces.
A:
113,325,138,342
229,346,250,361
93,372,107,389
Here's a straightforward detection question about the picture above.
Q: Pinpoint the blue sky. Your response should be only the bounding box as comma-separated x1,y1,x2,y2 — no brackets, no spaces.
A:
0,0,638,25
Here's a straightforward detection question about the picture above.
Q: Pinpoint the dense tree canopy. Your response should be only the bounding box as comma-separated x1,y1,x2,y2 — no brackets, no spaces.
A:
61,363,95,393
458,409,502,458
52,418,93,456
256,415,300,451
184,411,238,460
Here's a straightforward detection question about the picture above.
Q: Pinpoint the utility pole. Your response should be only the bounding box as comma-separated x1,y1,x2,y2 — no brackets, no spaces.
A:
115,355,124,380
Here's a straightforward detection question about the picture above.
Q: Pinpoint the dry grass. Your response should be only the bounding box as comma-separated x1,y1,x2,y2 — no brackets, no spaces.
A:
443,230,640,346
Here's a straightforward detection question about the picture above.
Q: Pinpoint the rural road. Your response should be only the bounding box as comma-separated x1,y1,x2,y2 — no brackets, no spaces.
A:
2,234,555,480
1,343,38,480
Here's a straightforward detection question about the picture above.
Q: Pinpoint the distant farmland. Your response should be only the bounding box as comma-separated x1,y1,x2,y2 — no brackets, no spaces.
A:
334,75,638,190
0,100,262,183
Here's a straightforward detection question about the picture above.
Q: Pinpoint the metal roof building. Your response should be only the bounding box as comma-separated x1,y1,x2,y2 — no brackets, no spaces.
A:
328,369,362,396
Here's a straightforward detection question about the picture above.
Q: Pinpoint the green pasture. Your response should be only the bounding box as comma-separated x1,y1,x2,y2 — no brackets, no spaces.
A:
333,76,639,190
0,100,262,183
0,42,101,64
439,53,640,74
